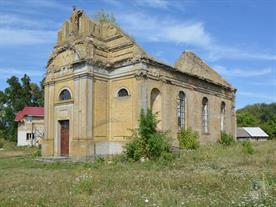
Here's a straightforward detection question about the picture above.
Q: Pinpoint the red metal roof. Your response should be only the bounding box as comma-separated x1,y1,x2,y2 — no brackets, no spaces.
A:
15,106,44,121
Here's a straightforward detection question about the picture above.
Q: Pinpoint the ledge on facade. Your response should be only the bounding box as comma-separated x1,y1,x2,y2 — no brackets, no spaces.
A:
55,99,74,106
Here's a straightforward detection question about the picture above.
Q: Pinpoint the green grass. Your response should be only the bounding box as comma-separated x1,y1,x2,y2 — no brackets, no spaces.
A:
0,141,276,206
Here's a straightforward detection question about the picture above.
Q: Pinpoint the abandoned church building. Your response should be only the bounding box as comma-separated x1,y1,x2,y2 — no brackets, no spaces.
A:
42,8,236,159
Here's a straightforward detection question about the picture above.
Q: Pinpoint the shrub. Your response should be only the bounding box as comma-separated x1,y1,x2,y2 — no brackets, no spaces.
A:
0,139,3,148
242,140,255,155
219,131,235,146
177,128,199,150
124,109,171,161
32,149,41,157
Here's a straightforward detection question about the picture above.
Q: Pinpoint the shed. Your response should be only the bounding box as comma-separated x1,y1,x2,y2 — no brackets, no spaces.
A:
236,127,269,141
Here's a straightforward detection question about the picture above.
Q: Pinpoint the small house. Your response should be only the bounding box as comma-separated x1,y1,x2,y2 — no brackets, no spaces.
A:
15,107,44,146
236,127,269,141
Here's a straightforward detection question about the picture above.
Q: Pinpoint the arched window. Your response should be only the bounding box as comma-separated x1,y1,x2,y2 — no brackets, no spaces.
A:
151,88,162,129
220,102,226,131
202,97,208,133
117,88,129,97
177,91,185,129
59,89,71,101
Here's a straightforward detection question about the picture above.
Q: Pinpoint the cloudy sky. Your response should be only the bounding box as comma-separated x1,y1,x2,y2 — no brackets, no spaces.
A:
0,0,275,108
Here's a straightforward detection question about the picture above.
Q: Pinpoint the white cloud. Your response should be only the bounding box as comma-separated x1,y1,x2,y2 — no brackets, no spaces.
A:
0,13,58,46
117,12,212,48
0,14,58,30
0,68,44,79
238,91,276,101
134,0,169,9
213,65,273,77
250,80,276,86
116,11,276,61
206,45,276,61
0,0,69,11
0,29,56,45
102,0,123,6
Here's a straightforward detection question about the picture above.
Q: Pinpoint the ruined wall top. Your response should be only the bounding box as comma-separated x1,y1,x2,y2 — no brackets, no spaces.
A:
46,7,147,71
175,51,232,88
46,8,234,91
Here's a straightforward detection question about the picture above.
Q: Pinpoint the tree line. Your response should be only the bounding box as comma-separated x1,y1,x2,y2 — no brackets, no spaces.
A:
0,75,44,141
237,103,276,139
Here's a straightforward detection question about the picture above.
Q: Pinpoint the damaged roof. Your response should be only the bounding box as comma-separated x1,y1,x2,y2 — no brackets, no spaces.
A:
47,8,235,90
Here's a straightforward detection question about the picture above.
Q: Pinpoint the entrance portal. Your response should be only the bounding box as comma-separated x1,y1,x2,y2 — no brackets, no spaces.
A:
60,120,69,156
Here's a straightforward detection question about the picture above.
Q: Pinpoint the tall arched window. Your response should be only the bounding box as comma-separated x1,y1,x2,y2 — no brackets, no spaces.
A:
151,88,162,129
220,102,226,131
178,91,185,129
202,97,208,133
59,89,71,101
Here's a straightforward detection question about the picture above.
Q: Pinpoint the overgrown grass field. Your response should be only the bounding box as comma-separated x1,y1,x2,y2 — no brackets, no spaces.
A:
0,140,276,207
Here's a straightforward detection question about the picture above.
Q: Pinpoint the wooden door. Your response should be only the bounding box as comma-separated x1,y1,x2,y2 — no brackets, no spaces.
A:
60,120,69,156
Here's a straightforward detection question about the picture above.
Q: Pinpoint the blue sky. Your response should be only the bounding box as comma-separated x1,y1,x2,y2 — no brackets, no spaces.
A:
0,0,275,109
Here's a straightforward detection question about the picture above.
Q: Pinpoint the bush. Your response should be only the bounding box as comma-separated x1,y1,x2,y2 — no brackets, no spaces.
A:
32,149,41,157
124,109,171,161
219,131,235,146
177,128,199,150
242,140,255,155
0,139,3,148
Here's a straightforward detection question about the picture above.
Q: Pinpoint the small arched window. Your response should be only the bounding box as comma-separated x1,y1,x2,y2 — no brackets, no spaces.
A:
177,91,185,129
59,89,71,101
202,97,209,133
117,88,129,97
220,102,226,131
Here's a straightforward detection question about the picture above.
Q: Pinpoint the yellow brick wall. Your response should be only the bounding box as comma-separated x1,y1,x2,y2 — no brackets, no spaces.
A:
93,78,108,141
109,77,136,141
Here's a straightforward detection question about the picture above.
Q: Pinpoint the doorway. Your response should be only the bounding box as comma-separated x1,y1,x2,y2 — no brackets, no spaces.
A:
59,120,69,156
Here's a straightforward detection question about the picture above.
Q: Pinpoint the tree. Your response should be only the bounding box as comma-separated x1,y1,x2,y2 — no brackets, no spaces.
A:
237,103,276,139
237,111,259,127
0,74,44,141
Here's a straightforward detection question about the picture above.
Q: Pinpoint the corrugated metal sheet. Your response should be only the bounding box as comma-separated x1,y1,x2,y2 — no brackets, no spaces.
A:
243,127,269,137
236,128,250,138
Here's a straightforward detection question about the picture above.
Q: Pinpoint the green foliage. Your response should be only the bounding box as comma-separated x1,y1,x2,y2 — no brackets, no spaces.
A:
94,10,116,24
95,156,105,164
242,140,255,155
32,148,42,157
237,103,276,139
0,139,3,148
219,131,235,146
124,109,171,161
177,128,199,150
124,131,143,161
0,74,44,142
76,178,94,194
237,111,259,127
